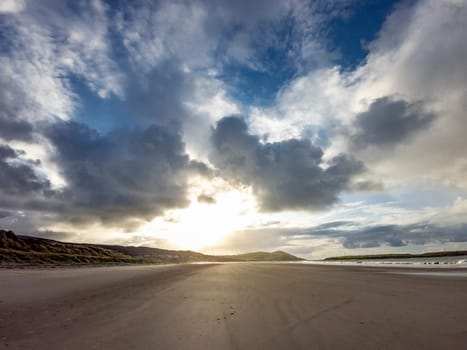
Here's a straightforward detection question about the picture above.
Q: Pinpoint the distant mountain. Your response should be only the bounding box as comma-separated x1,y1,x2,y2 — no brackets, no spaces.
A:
223,251,302,262
0,230,304,266
96,244,303,262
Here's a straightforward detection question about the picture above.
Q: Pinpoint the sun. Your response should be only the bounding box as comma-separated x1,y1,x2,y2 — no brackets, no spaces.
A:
142,189,257,251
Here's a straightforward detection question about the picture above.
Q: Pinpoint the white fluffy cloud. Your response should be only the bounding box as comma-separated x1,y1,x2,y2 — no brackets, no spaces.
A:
0,0,25,14
0,0,123,125
346,0,467,187
183,74,240,161
250,0,467,189
249,67,354,142
116,1,215,72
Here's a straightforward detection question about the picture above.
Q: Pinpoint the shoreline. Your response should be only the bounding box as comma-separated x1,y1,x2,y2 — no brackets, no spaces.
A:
3,258,467,271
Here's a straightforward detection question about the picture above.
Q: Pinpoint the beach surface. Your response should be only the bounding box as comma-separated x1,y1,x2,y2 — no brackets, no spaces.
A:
1,263,467,349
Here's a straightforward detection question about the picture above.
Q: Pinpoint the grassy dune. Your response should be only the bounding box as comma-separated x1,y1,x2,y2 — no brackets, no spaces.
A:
0,230,134,266
0,230,303,266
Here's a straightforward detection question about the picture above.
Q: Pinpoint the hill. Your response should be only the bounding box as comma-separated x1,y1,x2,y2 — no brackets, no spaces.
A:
224,251,302,261
0,230,133,265
97,244,303,263
0,229,303,266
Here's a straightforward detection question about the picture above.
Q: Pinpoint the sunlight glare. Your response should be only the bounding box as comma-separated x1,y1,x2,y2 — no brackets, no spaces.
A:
144,189,257,250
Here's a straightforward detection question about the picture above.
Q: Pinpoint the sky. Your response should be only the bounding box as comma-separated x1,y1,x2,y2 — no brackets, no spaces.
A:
1,0,467,259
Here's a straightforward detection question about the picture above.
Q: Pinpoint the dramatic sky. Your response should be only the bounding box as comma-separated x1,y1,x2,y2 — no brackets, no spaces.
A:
1,0,467,258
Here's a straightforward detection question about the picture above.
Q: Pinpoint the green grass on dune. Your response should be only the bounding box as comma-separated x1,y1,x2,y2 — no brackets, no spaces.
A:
0,229,304,266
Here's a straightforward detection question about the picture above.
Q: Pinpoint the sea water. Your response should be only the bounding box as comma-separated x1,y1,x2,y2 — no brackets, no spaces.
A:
305,255,467,268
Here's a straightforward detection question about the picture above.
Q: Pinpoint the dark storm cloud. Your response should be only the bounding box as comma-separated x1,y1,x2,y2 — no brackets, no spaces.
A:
303,222,467,249
44,121,208,227
127,61,192,125
0,78,34,141
0,210,14,219
197,194,216,204
0,145,52,195
233,221,467,252
351,180,384,192
0,145,58,230
210,116,364,211
340,225,409,249
0,116,33,141
351,96,436,149
313,221,356,230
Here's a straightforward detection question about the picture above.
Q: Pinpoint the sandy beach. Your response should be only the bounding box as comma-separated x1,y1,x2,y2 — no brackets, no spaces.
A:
1,263,467,349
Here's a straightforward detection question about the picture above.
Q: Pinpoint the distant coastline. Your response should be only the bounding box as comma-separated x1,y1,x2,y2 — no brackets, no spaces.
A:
324,250,467,261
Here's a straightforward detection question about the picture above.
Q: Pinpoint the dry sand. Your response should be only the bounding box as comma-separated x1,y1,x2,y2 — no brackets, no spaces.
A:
1,263,467,349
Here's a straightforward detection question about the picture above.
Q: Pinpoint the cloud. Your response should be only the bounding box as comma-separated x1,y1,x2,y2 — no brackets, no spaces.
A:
116,0,347,72
0,0,25,14
29,229,75,242
350,179,384,192
210,116,364,211
452,196,467,214
116,0,215,72
0,145,52,196
182,73,240,161
208,227,293,254
113,0,353,118
0,68,35,142
253,0,467,190
296,217,467,250
206,212,467,257
350,96,436,149
338,223,467,249
0,210,14,219
1,0,466,257
233,219,467,254
0,120,210,233
313,221,356,230
0,0,123,130
249,67,352,142
197,194,216,204
126,60,192,125
344,0,467,186
339,225,408,249
0,115,33,141
42,121,208,227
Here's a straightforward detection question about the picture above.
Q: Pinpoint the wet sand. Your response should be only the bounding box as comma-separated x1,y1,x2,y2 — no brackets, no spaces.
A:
1,263,467,349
